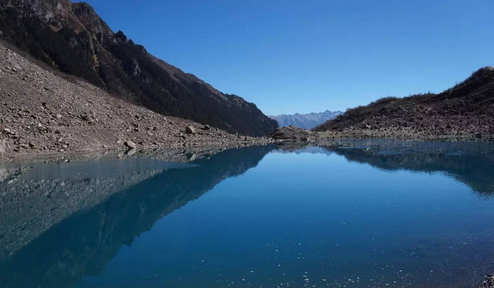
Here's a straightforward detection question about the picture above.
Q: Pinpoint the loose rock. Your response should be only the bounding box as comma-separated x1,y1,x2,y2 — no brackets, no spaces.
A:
0,43,274,161
124,141,137,149
0,139,7,155
125,148,137,156
186,126,196,135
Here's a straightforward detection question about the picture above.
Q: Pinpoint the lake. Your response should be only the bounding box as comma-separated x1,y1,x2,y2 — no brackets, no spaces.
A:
1,141,494,288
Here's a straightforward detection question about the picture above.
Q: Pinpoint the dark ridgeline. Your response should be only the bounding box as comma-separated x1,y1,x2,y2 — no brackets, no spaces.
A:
0,145,274,288
0,0,278,136
315,67,494,139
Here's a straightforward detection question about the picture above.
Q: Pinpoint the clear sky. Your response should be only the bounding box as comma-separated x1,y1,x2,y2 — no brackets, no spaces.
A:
81,0,494,115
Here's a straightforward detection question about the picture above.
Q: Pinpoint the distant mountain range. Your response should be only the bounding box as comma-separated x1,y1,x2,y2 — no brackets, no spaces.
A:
0,0,277,136
271,110,342,129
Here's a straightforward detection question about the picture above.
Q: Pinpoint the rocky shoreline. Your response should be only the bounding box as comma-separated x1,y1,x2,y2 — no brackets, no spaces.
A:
0,44,274,163
271,125,494,146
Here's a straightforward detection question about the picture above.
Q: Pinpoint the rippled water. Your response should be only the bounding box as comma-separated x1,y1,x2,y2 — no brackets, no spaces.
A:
1,142,494,288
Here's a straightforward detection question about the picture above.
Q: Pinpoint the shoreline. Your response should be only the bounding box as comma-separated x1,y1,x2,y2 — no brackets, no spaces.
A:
0,138,274,164
272,125,494,144
4,129,494,164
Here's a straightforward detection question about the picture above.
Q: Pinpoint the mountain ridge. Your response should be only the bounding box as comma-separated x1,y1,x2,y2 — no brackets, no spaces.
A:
0,0,278,136
0,42,273,161
271,110,342,129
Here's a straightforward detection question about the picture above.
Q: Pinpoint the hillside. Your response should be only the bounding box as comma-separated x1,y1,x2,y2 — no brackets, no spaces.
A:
0,43,271,161
315,67,494,140
271,110,342,129
0,0,277,136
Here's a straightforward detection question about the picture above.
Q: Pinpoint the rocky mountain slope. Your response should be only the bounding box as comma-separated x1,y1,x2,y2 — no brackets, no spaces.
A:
0,43,272,161
271,110,342,129
0,0,277,136
314,67,494,140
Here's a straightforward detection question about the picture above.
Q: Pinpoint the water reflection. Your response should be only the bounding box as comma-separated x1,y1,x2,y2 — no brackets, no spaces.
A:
319,141,494,195
2,141,494,288
0,145,273,288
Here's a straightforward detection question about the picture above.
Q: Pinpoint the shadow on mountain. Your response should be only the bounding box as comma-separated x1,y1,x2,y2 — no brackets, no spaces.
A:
0,145,273,288
321,142,494,195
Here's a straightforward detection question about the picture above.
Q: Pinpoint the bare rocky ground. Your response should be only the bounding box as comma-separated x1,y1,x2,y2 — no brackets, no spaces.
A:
0,43,272,163
315,117,494,141
272,124,494,146
271,125,364,145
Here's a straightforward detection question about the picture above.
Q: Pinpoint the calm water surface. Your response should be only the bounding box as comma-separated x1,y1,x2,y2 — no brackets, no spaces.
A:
1,142,494,288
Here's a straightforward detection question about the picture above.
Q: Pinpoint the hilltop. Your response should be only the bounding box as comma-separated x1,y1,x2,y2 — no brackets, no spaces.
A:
314,67,494,140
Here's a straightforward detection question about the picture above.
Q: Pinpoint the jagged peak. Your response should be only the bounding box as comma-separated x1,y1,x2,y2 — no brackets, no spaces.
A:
71,1,97,16
115,30,128,42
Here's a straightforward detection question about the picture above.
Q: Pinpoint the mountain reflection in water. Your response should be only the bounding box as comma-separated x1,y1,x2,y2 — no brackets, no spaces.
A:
0,145,273,288
321,141,494,195
1,141,494,288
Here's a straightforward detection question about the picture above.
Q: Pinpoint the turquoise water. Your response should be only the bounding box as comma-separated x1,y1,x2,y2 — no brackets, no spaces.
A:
1,143,494,288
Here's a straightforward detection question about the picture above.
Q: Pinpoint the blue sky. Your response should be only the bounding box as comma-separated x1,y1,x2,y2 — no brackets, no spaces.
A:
82,0,494,115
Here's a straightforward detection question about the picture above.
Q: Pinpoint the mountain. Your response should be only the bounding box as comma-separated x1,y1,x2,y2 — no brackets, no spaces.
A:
0,43,270,160
271,110,342,129
0,0,277,136
314,67,494,140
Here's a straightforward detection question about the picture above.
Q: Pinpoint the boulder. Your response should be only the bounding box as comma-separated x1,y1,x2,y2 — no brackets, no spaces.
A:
271,126,312,141
124,140,137,149
12,62,21,71
0,139,7,155
3,128,15,135
125,148,137,156
185,126,196,135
